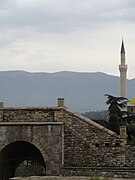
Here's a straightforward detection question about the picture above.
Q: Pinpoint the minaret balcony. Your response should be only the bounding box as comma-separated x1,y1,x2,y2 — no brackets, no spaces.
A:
119,65,127,71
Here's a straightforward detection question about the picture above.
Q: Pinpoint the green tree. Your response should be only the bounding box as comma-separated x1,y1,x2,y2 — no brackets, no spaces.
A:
82,110,108,121
15,160,45,177
105,94,127,133
126,125,135,143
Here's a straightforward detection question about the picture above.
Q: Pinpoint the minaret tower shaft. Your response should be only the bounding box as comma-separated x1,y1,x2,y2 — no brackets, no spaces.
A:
119,40,127,98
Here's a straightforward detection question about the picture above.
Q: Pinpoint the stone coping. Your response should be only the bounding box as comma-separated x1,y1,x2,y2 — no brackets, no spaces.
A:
0,107,63,110
0,122,64,125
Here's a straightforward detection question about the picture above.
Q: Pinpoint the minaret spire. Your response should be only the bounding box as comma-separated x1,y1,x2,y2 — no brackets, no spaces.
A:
121,39,125,54
119,39,127,98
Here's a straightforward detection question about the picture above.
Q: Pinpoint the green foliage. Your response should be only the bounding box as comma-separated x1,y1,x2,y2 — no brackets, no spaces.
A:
123,113,135,125
126,125,135,144
82,110,110,129
105,94,127,133
83,94,135,143
89,176,107,180
82,110,108,121
15,160,45,177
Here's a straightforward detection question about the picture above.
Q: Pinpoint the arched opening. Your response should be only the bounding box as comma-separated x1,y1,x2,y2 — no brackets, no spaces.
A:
0,141,46,179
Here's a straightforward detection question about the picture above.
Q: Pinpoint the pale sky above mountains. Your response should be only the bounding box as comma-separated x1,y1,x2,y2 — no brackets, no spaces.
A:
0,0,135,79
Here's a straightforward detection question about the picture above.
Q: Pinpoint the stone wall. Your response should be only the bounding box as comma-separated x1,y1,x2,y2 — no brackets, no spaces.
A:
0,106,135,178
125,145,135,166
62,167,135,178
55,109,124,167
0,108,55,122
0,107,126,172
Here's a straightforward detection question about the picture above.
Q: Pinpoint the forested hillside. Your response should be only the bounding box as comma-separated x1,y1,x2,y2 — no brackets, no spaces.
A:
0,71,134,112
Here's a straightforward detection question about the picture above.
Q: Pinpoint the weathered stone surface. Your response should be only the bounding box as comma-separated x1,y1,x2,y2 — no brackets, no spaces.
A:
0,107,135,179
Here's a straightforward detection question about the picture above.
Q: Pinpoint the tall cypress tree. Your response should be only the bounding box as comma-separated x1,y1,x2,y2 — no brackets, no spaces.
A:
105,94,127,133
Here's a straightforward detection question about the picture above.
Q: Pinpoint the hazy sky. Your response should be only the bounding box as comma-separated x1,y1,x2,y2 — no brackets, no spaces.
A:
0,0,135,79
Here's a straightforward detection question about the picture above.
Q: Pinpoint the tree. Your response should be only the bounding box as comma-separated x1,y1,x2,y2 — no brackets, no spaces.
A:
82,110,108,121
15,160,45,177
105,94,127,133
123,113,135,143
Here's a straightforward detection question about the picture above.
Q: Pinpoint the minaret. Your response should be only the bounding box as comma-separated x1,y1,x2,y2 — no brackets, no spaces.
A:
119,40,127,98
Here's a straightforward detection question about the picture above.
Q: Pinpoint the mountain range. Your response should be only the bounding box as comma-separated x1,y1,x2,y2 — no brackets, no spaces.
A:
0,70,134,112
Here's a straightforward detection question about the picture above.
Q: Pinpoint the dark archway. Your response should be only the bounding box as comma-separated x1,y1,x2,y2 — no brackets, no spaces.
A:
0,141,46,180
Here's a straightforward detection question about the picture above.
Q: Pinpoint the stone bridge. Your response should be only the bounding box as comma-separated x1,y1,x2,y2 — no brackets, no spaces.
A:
0,99,66,179
0,99,134,179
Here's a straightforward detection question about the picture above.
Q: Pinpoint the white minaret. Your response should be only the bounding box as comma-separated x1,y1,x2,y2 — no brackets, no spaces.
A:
119,40,127,98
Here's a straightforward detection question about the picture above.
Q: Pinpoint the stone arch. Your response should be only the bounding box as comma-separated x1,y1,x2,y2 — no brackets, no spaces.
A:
0,123,63,177
0,140,46,179
31,137,50,162
0,135,49,170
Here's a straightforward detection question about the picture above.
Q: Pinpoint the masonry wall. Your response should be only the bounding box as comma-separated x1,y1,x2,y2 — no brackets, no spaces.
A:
125,145,135,166
62,167,135,178
0,107,126,169
54,109,125,167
